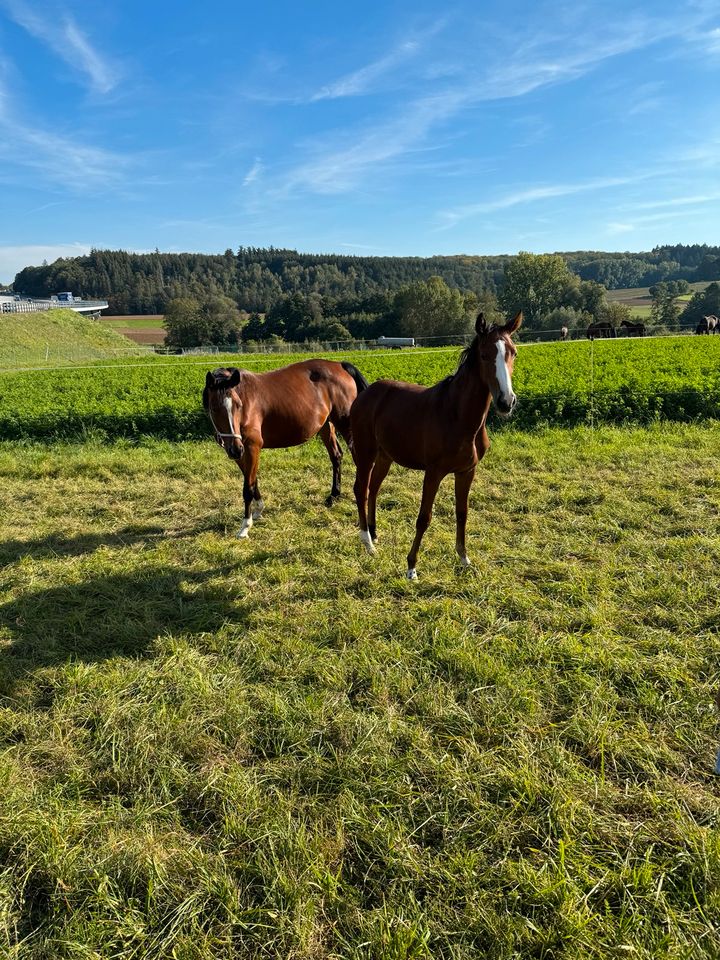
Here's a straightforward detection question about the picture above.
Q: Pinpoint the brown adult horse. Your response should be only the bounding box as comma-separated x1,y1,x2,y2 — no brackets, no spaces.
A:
620,319,645,337
203,359,368,538
351,311,522,579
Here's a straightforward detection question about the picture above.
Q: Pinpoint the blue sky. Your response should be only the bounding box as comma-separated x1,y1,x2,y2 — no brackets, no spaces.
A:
1,0,719,282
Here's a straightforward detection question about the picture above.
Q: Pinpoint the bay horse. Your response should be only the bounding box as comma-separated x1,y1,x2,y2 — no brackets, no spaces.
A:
620,319,645,337
587,320,615,340
351,311,522,579
203,359,368,538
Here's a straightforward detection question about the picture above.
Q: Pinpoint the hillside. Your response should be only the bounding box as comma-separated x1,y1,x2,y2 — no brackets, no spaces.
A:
0,309,144,365
12,244,720,316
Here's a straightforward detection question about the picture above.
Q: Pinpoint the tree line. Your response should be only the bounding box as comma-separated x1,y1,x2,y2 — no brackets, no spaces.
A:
12,244,720,317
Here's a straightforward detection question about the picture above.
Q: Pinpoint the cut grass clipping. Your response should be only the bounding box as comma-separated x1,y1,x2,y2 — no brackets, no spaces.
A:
1,424,719,958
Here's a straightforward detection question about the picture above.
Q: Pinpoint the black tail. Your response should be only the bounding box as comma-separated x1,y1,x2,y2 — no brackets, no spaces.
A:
341,361,369,394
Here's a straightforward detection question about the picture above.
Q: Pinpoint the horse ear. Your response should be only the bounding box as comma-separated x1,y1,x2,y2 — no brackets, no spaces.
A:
227,369,241,388
475,311,488,335
503,311,523,336
205,371,215,389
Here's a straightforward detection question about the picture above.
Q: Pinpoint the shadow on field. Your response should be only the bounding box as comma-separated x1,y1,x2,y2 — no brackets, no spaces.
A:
0,562,249,698
0,522,213,566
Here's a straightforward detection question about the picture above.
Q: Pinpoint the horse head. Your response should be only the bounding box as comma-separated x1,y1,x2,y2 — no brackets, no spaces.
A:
473,311,522,417
203,368,244,460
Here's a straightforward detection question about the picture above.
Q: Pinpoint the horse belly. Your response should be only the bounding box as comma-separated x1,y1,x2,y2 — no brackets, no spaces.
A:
260,410,326,448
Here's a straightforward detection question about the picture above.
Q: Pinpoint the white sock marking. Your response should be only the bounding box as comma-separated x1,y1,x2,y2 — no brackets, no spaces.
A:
237,515,253,539
359,529,376,554
406,568,418,580
252,498,264,520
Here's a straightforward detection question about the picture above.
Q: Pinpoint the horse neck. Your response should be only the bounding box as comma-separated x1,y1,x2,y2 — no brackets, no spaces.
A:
446,358,493,434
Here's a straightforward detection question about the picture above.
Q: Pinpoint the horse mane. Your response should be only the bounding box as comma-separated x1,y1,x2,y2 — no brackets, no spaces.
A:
456,325,503,375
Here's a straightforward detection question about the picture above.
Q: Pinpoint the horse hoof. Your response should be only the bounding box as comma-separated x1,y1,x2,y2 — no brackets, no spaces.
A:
252,500,264,521
406,568,418,580
458,555,471,569
359,530,376,555
325,495,338,507
236,519,253,539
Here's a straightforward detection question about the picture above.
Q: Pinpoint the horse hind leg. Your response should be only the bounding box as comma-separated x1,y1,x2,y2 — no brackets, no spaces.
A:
406,470,444,580
319,420,343,505
353,454,376,555
367,453,391,543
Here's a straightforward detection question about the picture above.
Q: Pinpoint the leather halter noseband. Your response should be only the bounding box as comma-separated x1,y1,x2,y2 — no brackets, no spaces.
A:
207,393,243,443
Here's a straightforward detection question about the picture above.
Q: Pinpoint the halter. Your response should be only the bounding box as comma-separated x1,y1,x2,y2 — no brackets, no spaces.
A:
207,394,244,443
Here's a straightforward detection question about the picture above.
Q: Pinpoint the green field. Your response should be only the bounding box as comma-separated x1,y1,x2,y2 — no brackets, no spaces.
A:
0,310,143,364
1,336,719,441
1,426,718,958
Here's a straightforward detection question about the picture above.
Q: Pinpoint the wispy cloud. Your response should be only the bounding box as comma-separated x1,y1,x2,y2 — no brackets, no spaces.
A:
438,176,645,229
242,157,263,186
0,73,130,189
0,0,121,93
270,8,716,199
311,21,444,101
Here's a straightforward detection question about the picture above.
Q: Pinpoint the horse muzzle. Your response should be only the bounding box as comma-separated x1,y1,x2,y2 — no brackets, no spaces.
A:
495,394,517,418
225,440,244,461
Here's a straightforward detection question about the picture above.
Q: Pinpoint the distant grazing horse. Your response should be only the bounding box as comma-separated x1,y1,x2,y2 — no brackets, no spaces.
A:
586,320,616,340
704,315,718,334
620,319,645,337
203,359,368,538
560,325,569,341
351,311,522,579
696,318,710,335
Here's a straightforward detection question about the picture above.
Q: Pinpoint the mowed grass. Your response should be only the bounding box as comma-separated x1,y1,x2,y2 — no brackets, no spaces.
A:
0,310,142,365
0,425,719,958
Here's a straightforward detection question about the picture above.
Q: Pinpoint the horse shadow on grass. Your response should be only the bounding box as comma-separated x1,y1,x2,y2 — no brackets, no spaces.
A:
0,521,221,566
0,559,250,700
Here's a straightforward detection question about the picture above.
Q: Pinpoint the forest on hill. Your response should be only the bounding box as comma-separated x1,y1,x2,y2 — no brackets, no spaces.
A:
12,244,720,317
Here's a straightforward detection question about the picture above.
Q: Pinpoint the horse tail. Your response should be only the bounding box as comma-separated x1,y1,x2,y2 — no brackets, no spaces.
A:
341,361,369,395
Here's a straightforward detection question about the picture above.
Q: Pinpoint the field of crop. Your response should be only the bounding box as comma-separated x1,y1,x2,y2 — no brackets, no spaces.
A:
1,336,719,441
1,425,718,958
101,315,167,345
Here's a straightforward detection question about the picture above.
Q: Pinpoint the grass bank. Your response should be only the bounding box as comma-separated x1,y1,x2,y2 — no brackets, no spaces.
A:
1,425,718,957
0,310,143,365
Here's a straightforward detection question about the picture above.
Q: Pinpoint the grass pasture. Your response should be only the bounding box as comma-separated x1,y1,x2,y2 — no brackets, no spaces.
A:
0,425,719,958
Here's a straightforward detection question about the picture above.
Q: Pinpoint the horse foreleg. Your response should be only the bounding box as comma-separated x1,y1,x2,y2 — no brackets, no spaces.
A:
251,478,264,520
454,466,476,568
367,453,391,543
237,443,260,539
406,470,444,580
319,420,343,505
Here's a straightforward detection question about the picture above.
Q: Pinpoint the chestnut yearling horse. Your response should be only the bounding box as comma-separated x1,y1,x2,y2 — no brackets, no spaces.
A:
351,311,522,579
203,359,368,538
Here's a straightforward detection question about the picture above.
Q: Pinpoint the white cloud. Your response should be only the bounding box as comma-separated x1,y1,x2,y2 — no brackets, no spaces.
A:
271,8,717,199
438,176,643,229
242,157,262,186
0,0,121,93
0,71,129,189
0,242,91,283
